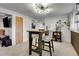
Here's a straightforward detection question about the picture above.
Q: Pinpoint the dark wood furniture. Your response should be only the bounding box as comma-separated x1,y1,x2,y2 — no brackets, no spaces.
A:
42,39,54,56
53,31,61,42
0,36,12,47
28,30,47,56
71,31,79,55
42,30,54,56
0,29,12,47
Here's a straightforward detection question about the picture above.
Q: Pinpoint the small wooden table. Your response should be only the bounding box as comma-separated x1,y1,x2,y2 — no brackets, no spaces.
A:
28,30,46,56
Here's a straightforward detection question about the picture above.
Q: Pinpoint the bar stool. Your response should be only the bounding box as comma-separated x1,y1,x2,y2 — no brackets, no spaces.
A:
32,34,39,47
42,30,54,56
32,29,44,47
32,29,54,56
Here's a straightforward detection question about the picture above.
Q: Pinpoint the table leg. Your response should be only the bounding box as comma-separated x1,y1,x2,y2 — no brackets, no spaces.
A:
29,32,32,55
52,40,54,52
38,33,42,56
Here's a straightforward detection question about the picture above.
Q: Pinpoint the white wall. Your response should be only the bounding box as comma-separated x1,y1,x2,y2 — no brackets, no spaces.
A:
44,15,71,43
32,20,44,30
0,7,32,45
0,18,3,27
4,28,12,39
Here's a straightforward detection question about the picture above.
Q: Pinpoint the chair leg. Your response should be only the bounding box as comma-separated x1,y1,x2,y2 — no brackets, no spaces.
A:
51,40,54,52
42,40,44,49
49,41,52,56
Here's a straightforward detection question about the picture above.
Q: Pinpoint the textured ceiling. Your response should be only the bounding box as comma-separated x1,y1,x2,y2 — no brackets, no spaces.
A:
0,3,75,20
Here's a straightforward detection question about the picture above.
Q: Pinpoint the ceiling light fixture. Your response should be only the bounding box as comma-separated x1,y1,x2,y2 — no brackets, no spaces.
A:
32,3,51,14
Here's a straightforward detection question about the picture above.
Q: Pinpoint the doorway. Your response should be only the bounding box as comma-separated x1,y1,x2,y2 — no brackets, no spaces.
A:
16,16,23,44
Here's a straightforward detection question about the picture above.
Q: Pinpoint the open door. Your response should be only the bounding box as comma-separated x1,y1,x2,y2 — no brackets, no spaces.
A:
16,16,23,44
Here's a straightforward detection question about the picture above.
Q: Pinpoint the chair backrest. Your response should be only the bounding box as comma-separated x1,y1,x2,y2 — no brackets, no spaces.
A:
44,30,53,38
48,30,53,38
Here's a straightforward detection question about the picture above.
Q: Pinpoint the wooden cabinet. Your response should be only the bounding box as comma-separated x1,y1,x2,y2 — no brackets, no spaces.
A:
53,31,61,42
71,31,79,55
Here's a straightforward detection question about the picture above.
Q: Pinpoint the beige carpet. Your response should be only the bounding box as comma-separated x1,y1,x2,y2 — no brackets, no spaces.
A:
0,41,77,56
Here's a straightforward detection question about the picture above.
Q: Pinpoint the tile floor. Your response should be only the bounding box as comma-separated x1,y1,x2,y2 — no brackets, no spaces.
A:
0,41,77,56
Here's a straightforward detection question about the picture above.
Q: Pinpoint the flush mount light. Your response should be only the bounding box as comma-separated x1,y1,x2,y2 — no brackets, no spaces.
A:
32,3,52,14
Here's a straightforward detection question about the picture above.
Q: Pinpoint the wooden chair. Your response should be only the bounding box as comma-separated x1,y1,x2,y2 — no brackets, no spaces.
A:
42,30,54,56
32,29,45,47
32,29,54,56
32,34,39,47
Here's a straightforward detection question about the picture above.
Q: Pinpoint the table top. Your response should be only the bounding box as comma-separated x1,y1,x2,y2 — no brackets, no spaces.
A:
27,29,48,33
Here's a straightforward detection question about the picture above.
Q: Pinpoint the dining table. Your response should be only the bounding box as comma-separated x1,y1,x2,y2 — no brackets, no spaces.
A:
27,29,47,56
